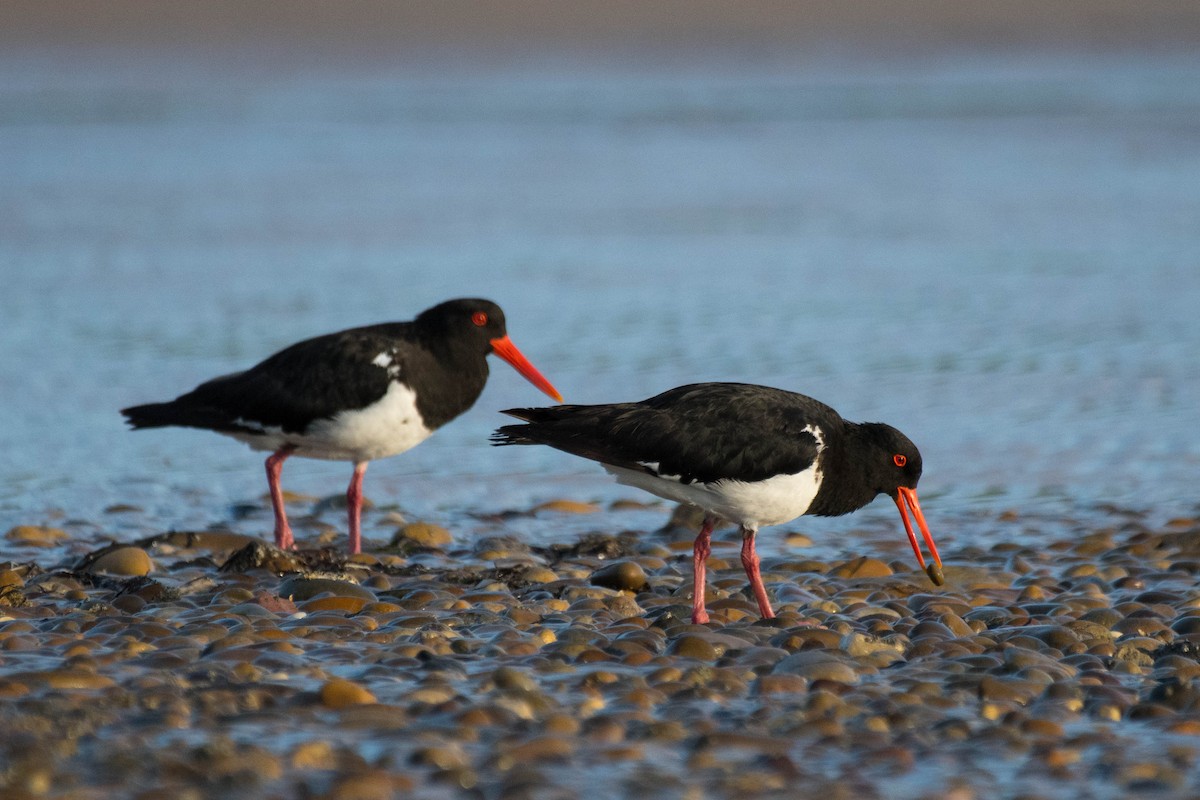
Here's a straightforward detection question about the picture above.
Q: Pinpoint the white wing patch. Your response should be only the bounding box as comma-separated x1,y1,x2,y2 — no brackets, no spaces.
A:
371,350,402,379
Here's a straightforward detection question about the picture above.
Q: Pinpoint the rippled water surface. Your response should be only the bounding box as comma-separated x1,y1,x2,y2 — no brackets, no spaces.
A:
2,51,1199,558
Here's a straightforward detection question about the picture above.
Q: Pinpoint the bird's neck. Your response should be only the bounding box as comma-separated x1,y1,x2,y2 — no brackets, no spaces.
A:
806,422,881,517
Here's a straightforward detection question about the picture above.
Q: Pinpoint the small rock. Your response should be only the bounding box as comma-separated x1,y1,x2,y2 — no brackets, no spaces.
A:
533,499,600,514
590,561,648,592
279,577,376,602
390,521,452,549
5,525,68,547
829,557,893,579
320,678,377,708
302,596,370,613
89,547,153,577
220,541,303,573
668,635,719,660
772,651,861,685
291,740,338,770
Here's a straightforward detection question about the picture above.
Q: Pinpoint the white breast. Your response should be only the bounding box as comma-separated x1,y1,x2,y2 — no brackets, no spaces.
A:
228,381,433,462
605,463,824,529
603,423,826,529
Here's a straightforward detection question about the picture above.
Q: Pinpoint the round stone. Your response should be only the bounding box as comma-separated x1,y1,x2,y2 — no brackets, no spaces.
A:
6,525,68,547
391,521,452,548
89,547,154,577
320,678,377,708
278,578,376,602
590,561,648,592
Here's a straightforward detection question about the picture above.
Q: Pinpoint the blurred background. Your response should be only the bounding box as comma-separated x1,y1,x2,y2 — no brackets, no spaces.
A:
2,2,1198,556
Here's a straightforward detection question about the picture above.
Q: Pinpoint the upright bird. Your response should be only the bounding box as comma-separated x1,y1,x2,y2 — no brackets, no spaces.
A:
123,298,562,554
493,382,942,624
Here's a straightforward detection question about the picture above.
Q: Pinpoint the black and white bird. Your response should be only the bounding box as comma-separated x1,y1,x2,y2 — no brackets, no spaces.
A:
123,298,562,554
493,382,942,624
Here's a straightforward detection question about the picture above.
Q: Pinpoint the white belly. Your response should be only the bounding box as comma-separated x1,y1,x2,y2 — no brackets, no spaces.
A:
604,463,824,530
228,381,433,462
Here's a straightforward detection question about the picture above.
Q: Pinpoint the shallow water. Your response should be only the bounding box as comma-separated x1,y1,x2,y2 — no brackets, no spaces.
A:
2,50,1199,559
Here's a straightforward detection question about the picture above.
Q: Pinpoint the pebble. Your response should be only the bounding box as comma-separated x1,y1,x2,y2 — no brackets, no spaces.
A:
278,577,377,602
828,557,893,579
772,651,861,684
589,561,649,592
0,503,1195,800
391,521,453,548
5,525,68,546
88,546,154,576
320,678,378,708
533,499,601,514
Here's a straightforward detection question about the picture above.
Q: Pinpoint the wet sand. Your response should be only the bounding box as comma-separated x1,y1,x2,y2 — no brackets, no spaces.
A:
4,500,1200,798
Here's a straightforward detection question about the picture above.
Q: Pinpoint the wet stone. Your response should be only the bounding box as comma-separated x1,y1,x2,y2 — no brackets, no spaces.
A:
88,547,154,577
829,557,893,580
320,678,378,708
390,521,452,549
772,651,861,685
590,561,649,593
278,577,376,602
533,499,601,514
6,525,69,547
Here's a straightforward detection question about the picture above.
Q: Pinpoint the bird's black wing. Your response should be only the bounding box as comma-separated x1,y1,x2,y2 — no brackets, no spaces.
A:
123,324,412,434
494,382,837,483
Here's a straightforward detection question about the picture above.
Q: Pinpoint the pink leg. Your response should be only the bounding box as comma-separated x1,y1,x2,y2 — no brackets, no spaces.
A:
265,447,295,550
691,514,717,624
346,461,368,555
740,525,775,619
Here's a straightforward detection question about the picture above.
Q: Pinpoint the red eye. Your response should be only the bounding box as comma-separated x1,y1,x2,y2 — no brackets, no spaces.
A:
471,312,488,327
893,454,907,468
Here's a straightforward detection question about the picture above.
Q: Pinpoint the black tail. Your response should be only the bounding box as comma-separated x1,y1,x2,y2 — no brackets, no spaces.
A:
490,404,639,470
121,400,233,431
490,406,564,446
122,401,181,429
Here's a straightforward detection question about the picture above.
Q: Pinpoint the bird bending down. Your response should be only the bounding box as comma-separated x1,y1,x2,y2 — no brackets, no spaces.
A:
123,298,562,554
492,382,942,624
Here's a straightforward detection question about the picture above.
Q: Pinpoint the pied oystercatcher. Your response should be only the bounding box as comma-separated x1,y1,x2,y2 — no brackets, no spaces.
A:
492,382,942,624
123,298,562,554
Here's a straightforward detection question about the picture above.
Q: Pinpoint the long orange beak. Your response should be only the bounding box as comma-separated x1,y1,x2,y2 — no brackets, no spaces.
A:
894,486,944,585
489,335,563,402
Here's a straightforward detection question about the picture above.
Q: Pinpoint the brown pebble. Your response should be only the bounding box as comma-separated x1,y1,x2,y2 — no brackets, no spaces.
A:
6,525,69,547
500,735,574,764
391,521,452,548
829,557,893,579
590,561,649,592
667,635,718,660
112,594,146,613
754,674,808,694
302,596,370,614
279,577,376,602
320,678,377,708
290,740,338,770
89,547,154,577
773,652,861,685
927,562,945,585
533,499,600,514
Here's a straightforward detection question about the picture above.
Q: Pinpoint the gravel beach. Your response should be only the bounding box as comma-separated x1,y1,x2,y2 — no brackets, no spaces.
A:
4,500,1200,799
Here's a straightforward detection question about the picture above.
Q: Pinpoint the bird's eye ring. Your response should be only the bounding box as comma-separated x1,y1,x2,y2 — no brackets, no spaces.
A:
471,312,488,327
893,454,907,468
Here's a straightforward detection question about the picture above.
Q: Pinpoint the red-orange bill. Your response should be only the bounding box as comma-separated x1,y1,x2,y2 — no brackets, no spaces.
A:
894,486,944,586
490,335,563,402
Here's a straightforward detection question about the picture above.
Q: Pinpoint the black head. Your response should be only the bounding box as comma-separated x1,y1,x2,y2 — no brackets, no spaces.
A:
416,298,508,352
858,421,942,584
415,298,562,402
861,422,924,497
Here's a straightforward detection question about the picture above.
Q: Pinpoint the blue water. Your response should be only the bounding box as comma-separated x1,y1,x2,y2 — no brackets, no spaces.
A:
2,52,1199,556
